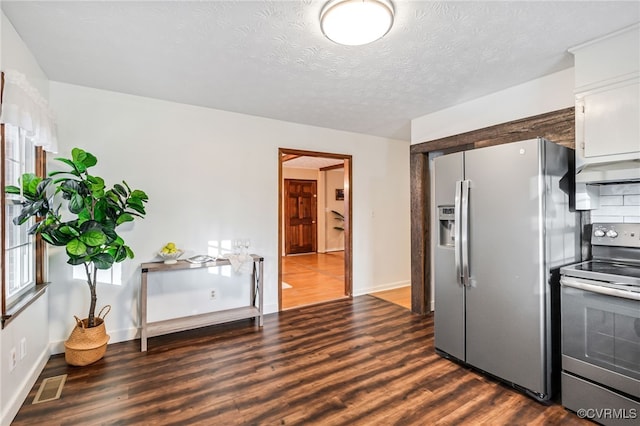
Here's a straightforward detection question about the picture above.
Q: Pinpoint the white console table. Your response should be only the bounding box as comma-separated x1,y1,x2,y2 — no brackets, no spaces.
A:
140,254,264,351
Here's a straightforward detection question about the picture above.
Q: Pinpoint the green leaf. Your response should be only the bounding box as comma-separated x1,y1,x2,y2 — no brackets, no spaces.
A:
93,199,107,222
125,246,134,259
101,218,117,231
60,179,82,195
105,191,122,209
71,148,89,173
116,213,134,225
114,245,128,262
41,233,57,245
71,148,86,162
79,220,102,232
66,257,87,266
92,188,105,199
72,148,97,168
66,239,87,256
87,175,104,185
59,225,80,237
21,173,41,196
74,162,87,173
54,158,81,175
78,208,91,224
50,228,74,246
130,189,149,201
79,230,107,247
82,152,97,168
5,185,20,195
102,228,118,244
12,199,45,225
92,253,114,269
69,193,85,214
113,183,127,197
35,178,51,197
27,221,42,235
127,198,146,214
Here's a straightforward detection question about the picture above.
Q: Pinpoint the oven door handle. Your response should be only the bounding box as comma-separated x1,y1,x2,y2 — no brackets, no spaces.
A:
561,276,640,301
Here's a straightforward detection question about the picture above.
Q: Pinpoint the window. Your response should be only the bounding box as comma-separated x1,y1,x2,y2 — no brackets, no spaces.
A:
0,69,52,323
4,126,36,302
1,124,45,315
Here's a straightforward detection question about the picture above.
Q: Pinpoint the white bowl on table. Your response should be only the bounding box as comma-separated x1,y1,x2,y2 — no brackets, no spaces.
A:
158,250,183,264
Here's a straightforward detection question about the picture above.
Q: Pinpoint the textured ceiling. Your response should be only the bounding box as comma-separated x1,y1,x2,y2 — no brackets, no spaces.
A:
2,1,639,141
284,156,344,169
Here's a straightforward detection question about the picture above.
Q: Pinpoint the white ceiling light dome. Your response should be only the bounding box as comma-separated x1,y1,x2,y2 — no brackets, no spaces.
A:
320,0,395,46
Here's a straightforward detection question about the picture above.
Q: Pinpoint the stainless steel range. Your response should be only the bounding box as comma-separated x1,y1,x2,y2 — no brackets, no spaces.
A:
560,223,640,425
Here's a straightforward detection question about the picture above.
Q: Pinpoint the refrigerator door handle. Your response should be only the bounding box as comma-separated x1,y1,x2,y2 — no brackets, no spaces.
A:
461,180,471,287
454,180,463,285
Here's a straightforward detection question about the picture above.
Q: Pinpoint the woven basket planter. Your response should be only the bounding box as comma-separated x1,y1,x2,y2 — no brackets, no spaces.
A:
64,306,111,366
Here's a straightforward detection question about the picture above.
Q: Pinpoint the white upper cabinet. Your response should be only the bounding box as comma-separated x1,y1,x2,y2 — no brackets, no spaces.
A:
570,24,640,165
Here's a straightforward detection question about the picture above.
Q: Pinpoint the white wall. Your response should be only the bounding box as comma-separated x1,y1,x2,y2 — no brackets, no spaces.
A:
0,12,51,426
411,68,575,144
325,169,345,251
47,81,412,350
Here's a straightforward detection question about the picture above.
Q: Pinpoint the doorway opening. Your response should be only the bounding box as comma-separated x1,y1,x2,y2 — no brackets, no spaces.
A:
278,148,352,310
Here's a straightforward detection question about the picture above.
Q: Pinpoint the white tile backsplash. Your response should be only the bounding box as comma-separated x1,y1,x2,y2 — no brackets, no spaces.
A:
593,215,626,223
591,183,640,224
592,205,640,217
599,183,640,196
625,195,640,205
599,195,624,205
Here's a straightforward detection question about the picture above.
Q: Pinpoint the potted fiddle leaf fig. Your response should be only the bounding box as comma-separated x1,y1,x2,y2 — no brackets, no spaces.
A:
5,148,148,365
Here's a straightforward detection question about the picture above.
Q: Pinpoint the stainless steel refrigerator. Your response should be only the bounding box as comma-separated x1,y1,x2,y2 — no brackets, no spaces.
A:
432,137,579,401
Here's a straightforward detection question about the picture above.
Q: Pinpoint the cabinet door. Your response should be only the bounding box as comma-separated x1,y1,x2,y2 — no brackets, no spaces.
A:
581,81,640,158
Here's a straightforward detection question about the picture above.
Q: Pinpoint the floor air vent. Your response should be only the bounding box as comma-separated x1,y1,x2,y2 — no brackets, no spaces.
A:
32,374,67,404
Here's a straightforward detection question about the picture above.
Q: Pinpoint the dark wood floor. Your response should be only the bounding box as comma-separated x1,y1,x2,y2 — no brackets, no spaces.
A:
13,296,588,425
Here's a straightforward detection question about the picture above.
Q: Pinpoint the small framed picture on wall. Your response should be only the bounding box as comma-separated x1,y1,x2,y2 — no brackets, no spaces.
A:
336,189,344,200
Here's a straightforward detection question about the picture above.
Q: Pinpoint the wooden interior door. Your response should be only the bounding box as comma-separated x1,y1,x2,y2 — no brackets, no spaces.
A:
285,179,317,255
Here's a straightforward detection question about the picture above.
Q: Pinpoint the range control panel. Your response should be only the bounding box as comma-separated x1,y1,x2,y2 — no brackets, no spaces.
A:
592,223,640,248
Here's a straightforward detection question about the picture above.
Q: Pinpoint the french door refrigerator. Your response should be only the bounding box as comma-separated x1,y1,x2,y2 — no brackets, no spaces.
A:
432,137,579,401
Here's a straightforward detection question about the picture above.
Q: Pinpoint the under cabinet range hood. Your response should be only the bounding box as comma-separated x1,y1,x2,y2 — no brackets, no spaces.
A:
576,159,640,184
575,159,640,210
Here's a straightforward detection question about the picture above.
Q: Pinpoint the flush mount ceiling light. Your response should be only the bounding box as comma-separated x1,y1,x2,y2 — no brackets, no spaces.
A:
320,0,394,46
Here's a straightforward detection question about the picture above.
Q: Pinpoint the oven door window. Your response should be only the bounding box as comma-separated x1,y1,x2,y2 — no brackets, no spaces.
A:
562,286,640,380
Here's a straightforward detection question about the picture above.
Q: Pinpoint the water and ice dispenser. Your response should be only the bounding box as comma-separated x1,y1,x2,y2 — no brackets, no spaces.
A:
438,206,455,247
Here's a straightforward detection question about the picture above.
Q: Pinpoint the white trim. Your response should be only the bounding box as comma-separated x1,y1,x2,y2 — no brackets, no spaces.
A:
1,346,49,426
354,280,410,297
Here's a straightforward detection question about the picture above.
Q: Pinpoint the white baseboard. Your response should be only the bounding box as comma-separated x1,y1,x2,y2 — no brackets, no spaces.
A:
264,303,278,315
324,248,344,253
50,326,140,355
1,347,49,426
353,280,410,297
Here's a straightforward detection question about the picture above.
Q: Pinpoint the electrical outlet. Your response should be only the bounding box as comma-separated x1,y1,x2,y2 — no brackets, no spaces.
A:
9,347,17,371
210,290,217,300
20,338,27,360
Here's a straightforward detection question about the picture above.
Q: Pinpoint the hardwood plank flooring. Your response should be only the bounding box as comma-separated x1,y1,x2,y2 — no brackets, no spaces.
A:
370,286,411,310
281,252,346,309
13,296,587,426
